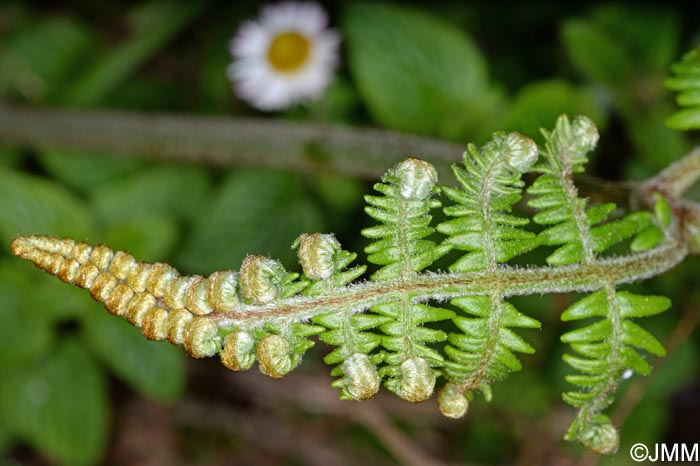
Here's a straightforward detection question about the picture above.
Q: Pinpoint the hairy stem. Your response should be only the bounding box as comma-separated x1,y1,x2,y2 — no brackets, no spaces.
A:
644,147,700,198
479,160,499,271
209,230,686,329
0,104,463,181
557,149,597,264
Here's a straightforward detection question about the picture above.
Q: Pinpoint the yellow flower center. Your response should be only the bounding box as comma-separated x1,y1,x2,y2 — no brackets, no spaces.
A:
267,31,311,72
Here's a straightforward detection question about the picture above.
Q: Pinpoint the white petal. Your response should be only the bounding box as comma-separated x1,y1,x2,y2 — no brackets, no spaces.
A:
231,22,269,58
227,1,340,111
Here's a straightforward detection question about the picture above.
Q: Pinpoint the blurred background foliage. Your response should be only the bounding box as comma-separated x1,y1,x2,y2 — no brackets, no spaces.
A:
0,1,699,465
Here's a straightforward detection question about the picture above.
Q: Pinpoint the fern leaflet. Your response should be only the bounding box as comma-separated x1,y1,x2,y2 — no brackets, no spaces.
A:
665,46,700,130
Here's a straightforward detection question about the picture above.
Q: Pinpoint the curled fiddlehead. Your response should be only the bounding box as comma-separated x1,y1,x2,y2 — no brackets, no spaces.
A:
12,115,699,454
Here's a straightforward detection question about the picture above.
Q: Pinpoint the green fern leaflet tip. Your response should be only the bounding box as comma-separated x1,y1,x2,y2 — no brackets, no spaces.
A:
665,46,700,130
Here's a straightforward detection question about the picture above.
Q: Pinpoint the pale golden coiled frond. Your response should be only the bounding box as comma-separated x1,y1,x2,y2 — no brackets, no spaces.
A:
10,235,238,355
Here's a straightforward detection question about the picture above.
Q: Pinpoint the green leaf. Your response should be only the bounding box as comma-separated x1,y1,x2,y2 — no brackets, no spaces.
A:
178,169,323,274
560,286,672,451
103,215,179,262
0,263,53,366
590,5,679,71
561,19,632,88
501,303,541,328
294,77,361,123
499,328,535,354
90,164,210,225
344,2,498,139
565,374,606,387
529,116,649,264
64,1,204,106
624,105,690,175
314,173,364,213
570,342,608,359
0,17,94,102
83,309,185,402
676,90,700,106
0,339,108,466
0,422,12,454
0,167,92,246
38,150,144,192
29,273,97,322
546,242,584,266
195,7,239,112
497,80,606,140
0,147,22,168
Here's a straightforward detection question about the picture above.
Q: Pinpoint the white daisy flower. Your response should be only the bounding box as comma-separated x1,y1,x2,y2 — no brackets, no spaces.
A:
228,2,340,111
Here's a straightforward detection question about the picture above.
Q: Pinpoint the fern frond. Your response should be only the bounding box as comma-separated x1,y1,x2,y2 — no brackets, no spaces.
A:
436,133,542,415
231,254,328,378
528,115,661,265
373,300,455,401
438,132,539,272
293,234,386,400
362,159,454,401
560,285,670,454
439,294,541,417
665,46,700,130
10,114,694,456
526,115,673,453
254,320,326,379
362,158,450,280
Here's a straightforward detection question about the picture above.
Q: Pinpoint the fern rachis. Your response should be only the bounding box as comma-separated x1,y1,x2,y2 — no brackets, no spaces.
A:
11,115,700,454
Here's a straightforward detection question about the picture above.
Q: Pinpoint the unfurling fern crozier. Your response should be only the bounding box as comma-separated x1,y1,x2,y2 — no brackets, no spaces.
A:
12,115,698,455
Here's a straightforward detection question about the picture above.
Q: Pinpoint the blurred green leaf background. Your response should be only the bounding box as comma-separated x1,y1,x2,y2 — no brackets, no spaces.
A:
0,1,698,465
